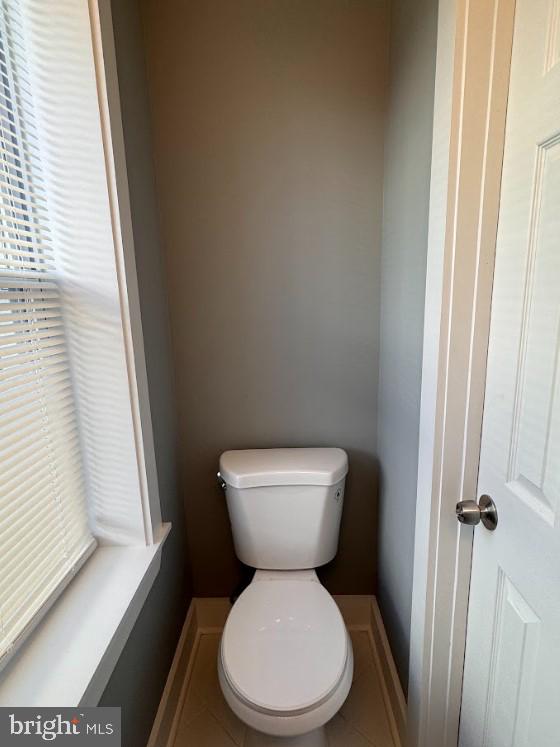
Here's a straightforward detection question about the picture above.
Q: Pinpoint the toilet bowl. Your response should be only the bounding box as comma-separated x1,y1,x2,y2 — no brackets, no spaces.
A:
217,448,352,741
218,570,353,738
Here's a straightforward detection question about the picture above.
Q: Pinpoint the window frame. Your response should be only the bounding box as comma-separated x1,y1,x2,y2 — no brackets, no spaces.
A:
0,0,168,705
91,0,163,546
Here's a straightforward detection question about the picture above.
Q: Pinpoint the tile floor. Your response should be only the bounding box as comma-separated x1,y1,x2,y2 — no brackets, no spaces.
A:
172,630,397,747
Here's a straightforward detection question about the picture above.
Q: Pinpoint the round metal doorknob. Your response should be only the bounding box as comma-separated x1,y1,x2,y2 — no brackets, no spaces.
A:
456,494,498,531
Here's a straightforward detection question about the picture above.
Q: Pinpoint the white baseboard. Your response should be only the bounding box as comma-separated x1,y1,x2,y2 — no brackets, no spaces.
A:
147,595,405,747
369,598,407,746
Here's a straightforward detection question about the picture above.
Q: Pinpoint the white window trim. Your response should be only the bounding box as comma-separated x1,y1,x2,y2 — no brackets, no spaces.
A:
0,0,169,704
91,0,163,545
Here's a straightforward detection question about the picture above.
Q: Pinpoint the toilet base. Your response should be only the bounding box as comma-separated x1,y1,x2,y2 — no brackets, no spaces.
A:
245,725,327,747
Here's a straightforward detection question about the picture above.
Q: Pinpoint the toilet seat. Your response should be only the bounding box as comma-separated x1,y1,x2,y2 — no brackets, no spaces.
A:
220,572,349,717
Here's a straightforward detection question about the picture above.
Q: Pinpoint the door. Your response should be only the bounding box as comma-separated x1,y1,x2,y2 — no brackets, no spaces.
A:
458,0,560,744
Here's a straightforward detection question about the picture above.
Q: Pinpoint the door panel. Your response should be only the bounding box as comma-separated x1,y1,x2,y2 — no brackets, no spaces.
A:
459,0,560,744
508,134,560,524
482,572,541,747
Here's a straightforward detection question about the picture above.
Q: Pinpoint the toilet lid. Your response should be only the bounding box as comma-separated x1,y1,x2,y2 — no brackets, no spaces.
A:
221,579,348,715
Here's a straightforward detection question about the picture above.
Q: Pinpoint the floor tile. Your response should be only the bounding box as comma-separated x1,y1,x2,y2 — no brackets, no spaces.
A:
177,695,206,732
339,665,395,747
191,634,221,697
246,728,327,746
174,708,238,746
206,673,247,745
179,635,219,726
173,627,398,747
175,634,246,746
349,630,376,683
325,712,374,746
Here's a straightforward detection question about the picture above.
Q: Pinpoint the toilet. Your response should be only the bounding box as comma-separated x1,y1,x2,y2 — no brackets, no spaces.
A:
217,448,353,743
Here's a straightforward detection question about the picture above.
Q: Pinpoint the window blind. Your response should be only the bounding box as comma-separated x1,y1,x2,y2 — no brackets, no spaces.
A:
0,0,95,668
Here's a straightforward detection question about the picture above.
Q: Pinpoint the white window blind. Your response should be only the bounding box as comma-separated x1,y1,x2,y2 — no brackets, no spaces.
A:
0,1,95,668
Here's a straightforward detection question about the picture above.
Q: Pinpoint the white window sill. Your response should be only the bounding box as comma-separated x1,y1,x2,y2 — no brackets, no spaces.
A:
0,523,171,707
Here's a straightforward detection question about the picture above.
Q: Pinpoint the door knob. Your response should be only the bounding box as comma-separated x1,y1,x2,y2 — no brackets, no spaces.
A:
456,494,498,531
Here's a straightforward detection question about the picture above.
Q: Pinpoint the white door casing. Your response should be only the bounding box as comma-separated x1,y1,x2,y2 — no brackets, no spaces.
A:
459,0,560,744
408,1,517,744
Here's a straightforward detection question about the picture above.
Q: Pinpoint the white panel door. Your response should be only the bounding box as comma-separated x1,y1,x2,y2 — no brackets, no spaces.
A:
459,0,560,745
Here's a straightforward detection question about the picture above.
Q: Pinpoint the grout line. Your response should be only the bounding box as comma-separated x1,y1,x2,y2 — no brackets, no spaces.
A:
205,708,239,747
336,709,379,747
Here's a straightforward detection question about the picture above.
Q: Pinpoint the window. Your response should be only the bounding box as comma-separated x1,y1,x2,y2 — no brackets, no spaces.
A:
0,1,95,669
0,0,163,687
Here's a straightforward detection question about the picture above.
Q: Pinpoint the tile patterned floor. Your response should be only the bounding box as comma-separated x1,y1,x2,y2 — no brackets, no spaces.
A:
172,630,396,747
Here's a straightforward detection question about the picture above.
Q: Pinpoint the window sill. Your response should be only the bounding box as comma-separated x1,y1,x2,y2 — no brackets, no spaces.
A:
0,523,171,707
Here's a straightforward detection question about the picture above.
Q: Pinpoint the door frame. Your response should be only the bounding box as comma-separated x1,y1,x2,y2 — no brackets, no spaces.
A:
408,0,517,745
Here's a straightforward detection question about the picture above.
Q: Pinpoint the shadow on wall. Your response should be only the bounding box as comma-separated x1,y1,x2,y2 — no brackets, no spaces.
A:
376,464,410,683
319,450,380,595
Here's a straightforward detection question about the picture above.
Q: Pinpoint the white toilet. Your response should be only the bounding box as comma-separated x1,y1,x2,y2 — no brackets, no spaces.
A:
217,448,353,744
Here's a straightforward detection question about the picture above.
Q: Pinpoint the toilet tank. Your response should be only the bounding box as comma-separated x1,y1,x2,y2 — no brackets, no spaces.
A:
218,448,348,570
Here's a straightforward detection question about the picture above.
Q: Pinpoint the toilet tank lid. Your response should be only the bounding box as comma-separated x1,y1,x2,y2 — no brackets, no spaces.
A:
219,448,348,489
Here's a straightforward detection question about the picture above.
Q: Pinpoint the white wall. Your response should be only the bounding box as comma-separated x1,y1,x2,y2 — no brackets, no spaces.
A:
377,0,439,687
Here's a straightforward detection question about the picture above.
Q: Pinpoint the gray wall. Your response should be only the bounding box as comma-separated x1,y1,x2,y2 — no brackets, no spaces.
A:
99,3,192,746
140,0,390,596
377,0,438,688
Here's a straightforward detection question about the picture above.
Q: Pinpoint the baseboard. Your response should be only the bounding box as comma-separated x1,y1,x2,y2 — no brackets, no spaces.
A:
369,598,407,746
146,598,196,747
147,595,406,747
